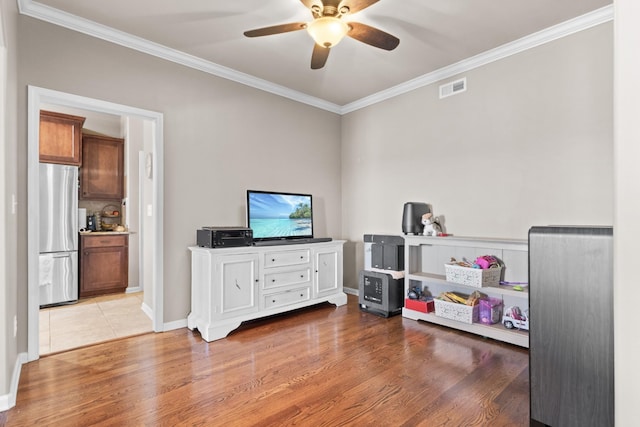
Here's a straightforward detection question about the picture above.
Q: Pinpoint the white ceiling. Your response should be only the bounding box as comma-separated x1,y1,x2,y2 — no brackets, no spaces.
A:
20,0,612,112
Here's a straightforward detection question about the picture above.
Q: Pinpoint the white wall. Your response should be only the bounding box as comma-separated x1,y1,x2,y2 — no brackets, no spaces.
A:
0,0,9,398
0,0,19,407
341,23,613,289
614,0,640,424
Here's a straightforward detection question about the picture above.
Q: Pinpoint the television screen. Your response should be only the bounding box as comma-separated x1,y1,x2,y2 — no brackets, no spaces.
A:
247,190,314,241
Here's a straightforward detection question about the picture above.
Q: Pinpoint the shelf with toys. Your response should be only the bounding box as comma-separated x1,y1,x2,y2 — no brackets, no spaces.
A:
402,235,529,348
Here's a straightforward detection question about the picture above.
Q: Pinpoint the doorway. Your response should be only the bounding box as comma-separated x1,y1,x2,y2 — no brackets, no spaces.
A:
27,86,164,361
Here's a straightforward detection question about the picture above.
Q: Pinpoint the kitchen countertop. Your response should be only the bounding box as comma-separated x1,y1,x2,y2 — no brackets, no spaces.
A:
80,231,132,235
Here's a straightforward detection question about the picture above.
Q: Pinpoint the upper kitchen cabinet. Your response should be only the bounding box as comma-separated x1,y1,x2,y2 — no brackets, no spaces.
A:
39,110,86,166
80,133,125,201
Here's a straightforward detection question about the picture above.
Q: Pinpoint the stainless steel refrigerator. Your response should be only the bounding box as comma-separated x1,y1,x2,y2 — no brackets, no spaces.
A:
39,163,79,306
529,226,614,427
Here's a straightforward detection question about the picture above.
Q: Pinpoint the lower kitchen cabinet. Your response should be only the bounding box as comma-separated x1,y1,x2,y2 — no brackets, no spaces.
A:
80,233,129,297
188,241,347,342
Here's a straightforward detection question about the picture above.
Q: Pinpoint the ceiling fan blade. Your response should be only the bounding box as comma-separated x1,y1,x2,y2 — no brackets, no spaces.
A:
347,21,399,50
311,44,331,69
340,0,380,14
244,22,307,38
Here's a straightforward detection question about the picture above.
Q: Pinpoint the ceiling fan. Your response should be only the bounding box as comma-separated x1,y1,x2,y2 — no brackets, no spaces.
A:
244,0,400,69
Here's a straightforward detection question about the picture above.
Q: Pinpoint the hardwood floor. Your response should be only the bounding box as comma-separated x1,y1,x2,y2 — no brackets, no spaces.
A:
2,295,529,426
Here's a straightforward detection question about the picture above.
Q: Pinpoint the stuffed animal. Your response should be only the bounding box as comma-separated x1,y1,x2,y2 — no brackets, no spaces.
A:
422,213,442,236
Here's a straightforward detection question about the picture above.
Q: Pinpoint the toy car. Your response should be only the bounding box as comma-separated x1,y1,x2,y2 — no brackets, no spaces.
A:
502,305,529,331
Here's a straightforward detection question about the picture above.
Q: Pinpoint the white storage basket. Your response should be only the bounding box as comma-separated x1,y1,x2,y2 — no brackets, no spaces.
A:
444,263,502,288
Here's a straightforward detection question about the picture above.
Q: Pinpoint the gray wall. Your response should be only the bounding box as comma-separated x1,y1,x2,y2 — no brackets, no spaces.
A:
341,23,613,289
15,15,342,330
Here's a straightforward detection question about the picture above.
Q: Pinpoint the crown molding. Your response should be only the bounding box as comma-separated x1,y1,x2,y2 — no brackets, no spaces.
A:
340,4,614,114
17,0,342,114
18,1,613,115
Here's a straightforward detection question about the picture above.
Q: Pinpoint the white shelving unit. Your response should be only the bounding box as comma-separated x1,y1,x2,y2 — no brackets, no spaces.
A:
403,235,529,348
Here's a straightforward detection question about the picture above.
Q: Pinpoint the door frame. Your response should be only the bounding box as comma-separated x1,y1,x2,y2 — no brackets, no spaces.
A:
27,85,164,361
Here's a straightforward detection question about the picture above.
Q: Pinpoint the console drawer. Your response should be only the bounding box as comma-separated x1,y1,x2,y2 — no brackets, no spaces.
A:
263,287,311,310
263,268,311,290
263,249,310,268
81,234,127,248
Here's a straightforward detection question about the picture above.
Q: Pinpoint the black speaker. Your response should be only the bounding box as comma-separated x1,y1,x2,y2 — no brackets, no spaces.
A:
402,202,430,235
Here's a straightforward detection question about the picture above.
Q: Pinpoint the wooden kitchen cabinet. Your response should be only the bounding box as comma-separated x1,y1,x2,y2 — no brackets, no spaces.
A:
80,234,129,297
39,110,86,165
80,133,125,200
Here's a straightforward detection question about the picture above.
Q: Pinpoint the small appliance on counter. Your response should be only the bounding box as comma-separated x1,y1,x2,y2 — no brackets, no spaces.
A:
359,234,405,317
87,214,97,231
78,208,87,231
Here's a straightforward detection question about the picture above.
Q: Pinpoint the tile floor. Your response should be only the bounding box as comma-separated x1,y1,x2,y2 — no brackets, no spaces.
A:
39,292,153,355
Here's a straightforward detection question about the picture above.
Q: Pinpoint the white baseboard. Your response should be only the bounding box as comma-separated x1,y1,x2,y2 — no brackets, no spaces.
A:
126,286,142,294
140,302,187,333
0,352,28,412
141,301,153,320
343,286,359,296
163,318,188,332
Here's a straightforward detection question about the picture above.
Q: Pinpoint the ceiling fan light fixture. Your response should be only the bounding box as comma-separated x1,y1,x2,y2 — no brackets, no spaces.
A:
306,17,349,48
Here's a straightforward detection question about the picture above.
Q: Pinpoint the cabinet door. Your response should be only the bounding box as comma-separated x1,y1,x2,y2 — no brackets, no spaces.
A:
80,134,125,200
217,254,259,317
80,244,129,297
314,249,341,298
39,110,85,165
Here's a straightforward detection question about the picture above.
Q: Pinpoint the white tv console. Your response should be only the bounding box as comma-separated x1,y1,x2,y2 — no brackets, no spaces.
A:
188,240,347,342
403,235,529,348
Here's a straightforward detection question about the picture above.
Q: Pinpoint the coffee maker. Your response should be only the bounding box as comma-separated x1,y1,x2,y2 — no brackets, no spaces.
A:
87,214,97,231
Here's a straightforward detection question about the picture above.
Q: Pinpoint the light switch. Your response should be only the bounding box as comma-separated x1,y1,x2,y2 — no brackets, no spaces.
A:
147,204,153,217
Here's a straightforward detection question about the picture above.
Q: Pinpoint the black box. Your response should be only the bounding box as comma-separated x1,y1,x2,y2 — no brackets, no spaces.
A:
364,234,404,271
358,270,404,317
197,227,253,248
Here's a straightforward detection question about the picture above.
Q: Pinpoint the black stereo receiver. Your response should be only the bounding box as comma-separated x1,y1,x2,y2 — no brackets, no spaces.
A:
197,226,253,248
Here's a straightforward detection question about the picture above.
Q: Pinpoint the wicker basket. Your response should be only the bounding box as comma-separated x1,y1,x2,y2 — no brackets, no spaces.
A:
444,263,502,288
434,299,479,324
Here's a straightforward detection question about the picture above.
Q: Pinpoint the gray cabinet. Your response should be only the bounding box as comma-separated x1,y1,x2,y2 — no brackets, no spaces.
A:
529,226,614,427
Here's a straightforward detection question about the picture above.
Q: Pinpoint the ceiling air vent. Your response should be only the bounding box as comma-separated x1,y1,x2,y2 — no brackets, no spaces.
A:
439,78,467,99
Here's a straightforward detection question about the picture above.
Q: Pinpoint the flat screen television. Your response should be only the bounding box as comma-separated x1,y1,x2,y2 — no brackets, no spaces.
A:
247,190,314,242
